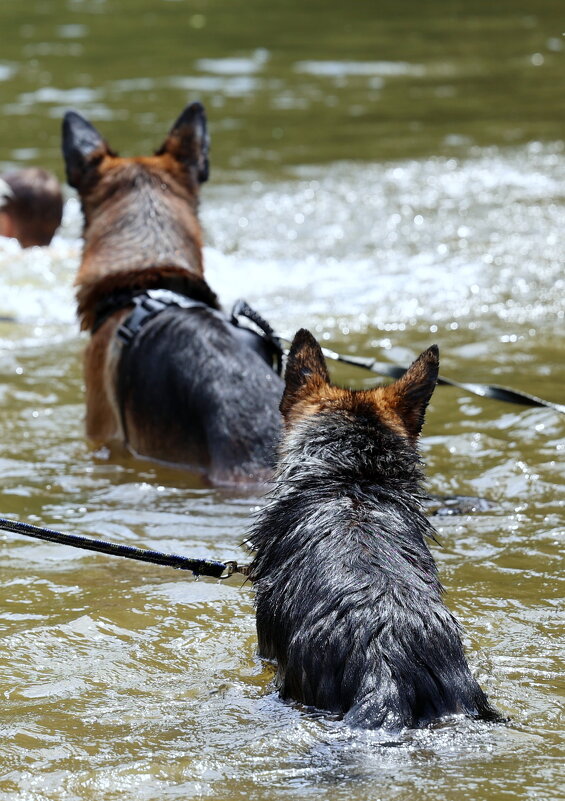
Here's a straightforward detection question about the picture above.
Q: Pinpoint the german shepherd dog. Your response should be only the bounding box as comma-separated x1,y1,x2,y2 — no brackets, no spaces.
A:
62,103,283,484
249,330,500,730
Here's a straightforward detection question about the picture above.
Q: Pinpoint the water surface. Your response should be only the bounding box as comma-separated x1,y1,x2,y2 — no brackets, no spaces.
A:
0,2,563,800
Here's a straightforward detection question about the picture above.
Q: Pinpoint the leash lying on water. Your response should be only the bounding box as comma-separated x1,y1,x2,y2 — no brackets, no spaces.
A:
0,517,250,580
309,344,565,415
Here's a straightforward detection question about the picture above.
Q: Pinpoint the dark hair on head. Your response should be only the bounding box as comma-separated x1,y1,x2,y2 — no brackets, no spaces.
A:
1,168,63,247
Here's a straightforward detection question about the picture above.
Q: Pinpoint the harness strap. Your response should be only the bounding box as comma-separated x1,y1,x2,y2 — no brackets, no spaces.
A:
231,299,284,375
115,289,284,373
115,289,214,446
89,273,221,335
116,289,211,344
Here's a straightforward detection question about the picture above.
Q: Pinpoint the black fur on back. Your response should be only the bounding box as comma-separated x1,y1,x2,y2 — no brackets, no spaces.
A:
119,306,283,484
248,410,500,729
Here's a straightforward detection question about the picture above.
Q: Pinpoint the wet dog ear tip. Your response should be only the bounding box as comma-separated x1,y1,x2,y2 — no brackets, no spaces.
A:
417,344,439,364
63,109,86,124
292,328,316,345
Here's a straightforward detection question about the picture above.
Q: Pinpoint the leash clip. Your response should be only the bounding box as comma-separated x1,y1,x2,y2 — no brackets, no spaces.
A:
219,560,251,580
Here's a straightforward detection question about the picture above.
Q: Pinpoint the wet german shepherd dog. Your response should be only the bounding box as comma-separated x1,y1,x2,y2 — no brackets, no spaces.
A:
249,330,500,729
62,103,283,484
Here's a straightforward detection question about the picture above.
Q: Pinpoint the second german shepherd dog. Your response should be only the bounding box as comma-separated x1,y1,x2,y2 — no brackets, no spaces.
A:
62,103,283,485
249,330,500,730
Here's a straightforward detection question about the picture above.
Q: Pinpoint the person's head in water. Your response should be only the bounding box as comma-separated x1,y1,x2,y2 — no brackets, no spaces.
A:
0,168,63,247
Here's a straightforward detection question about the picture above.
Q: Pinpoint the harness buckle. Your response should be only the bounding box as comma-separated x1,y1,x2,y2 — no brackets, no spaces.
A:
116,322,135,344
116,295,168,345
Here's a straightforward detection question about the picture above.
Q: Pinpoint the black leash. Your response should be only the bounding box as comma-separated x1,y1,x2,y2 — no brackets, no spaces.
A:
318,346,565,415
0,517,249,579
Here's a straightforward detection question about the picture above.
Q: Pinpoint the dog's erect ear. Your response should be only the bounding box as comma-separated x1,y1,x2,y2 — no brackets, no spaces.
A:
381,345,439,438
62,111,111,189
157,102,210,183
280,329,331,418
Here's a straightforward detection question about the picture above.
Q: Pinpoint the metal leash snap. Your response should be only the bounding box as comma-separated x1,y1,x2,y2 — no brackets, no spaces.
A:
219,560,239,580
219,560,251,580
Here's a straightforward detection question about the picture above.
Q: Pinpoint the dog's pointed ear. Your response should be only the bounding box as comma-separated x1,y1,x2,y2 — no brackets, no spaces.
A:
280,329,331,419
381,345,439,438
62,111,111,189
156,102,210,183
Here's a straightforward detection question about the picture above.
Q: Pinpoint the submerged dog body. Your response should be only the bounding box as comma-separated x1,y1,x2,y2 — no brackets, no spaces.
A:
62,103,282,483
249,330,499,729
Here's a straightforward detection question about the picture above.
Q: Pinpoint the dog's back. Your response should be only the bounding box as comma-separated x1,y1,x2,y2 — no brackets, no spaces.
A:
249,329,499,729
119,306,282,483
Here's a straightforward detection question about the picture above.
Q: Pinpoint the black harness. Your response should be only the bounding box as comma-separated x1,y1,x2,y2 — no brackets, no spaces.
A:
91,287,283,446
91,289,283,443
92,287,283,375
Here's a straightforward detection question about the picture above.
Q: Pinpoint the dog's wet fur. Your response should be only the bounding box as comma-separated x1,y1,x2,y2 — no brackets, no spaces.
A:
249,329,500,730
62,103,282,484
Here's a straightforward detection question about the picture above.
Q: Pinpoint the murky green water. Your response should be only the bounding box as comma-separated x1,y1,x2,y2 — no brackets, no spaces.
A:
0,1,564,800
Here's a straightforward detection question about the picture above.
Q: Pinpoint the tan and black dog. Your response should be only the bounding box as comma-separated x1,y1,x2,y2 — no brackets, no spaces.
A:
249,330,501,729
62,103,283,484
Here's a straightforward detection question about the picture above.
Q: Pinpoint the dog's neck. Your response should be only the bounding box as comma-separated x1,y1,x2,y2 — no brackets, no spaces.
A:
81,186,203,273
275,413,427,503
74,172,211,328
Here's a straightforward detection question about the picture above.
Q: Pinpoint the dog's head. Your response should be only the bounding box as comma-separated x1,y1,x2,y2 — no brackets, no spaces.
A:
62,102,210,221
281,329,439,441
